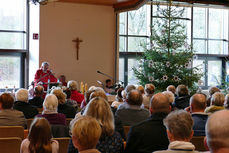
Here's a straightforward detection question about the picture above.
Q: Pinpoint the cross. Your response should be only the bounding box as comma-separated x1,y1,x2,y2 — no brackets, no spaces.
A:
72,37,83,60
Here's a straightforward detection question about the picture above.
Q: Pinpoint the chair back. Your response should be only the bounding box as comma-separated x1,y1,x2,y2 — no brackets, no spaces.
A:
37,108,43,114
0,126,24,139
191,136,206,151
66,118,73,127
26,118,34,130
24,130,29,139
0,137,22,153
51,124,70,138
53,137,70,153
123,126,130,138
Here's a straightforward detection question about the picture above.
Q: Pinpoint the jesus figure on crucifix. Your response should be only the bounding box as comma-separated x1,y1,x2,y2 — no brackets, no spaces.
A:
72,37,83,60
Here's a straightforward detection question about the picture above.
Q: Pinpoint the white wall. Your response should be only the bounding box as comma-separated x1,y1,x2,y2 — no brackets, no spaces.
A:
29,3,40,84
38,2,115,87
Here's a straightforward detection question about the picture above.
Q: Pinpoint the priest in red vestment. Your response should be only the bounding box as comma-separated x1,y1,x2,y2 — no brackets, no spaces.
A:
34,62,57,91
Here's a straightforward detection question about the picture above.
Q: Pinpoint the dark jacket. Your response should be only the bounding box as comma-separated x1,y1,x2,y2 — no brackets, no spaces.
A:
115,105,150,126
13,101,38,119
29,96,44,108
67,131,123,153
58,103,77,118
173,95,190,109
192,113,208,136
124,112,169,153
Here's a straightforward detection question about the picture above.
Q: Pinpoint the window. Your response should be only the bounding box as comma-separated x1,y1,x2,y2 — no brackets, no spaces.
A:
118,2,229,88
0,0,28,88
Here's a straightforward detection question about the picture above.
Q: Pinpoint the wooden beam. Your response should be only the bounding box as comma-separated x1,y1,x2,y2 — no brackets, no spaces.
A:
173,0,229,6
114,0,147,11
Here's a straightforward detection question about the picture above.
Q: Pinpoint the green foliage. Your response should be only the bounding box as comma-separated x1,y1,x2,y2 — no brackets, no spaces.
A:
133,0,202,91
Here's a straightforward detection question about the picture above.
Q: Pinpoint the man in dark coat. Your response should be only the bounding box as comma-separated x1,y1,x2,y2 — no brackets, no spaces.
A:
29,85,44,108
173,84,190,109
124,93,171,153
13,88,38,119
190,93,208,136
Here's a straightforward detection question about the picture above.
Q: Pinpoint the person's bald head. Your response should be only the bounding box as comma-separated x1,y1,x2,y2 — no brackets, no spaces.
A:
150,93,171,113
206,110,229,152
190,93,206,113
126,89,143,106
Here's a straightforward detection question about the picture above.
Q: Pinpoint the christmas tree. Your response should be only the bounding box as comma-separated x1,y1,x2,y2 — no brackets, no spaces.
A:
133,0,202,91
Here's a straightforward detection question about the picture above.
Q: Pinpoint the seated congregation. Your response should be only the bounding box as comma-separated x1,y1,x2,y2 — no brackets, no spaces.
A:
1,81,229,153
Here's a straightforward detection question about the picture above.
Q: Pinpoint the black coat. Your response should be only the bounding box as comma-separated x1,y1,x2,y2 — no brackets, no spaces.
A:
58,103,77,118
173,95,190,109
29,96,44,108
124,112,169,153
13,101,39,119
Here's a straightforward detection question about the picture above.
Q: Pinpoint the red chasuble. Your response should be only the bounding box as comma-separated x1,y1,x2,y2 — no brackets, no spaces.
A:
34,69,57,90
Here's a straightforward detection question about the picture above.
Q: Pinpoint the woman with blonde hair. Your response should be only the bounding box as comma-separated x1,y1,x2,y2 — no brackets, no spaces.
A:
68,97,123,153
20,117,59,153
71,116,102,153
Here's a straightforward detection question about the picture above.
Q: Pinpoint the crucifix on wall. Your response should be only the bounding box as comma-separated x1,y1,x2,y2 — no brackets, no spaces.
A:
72,37,83,60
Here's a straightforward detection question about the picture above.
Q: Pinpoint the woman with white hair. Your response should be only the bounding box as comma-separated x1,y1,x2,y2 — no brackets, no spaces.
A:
13,88,38,119
154,110,199,153
205,92,225,114
67,80,84,105
36,94,66,125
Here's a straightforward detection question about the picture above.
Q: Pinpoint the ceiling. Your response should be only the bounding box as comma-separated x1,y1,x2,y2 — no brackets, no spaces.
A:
57,0,145,10
57,0,229,10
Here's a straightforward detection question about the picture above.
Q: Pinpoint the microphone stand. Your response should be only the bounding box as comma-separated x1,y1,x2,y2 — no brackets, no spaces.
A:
97,71,124,88
34,70,54,85
97,71,114,80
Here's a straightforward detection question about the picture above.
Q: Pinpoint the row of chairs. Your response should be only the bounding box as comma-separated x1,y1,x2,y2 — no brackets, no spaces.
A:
0,126,70,153
123,126,206,151
0,125,206,153
0,137,70,153
26,118,73,129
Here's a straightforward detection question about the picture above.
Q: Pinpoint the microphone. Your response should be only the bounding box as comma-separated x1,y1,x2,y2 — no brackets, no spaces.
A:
97,80,102,85
49,69,55,75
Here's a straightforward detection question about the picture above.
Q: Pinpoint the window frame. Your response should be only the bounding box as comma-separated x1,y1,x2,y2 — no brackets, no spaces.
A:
0,0,29,89
118,2,229,89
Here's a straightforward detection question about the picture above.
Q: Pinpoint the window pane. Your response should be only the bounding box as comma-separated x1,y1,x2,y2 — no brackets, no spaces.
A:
208,60,222,86
223,10,229,40
153,5,191,19
193,59,205,86
128,37,147,52
193,7,206,38
208,40,224,55
224,41,228,54
0,32,26,49
193,39,206,54
119,36,126,52
0,55,21,88
119,58,124,84
128,5,150,35
0,0,26,31
226,61,229,75
128,58,139,85
119,13,127,35
209,8,228,39
226,62,229,82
